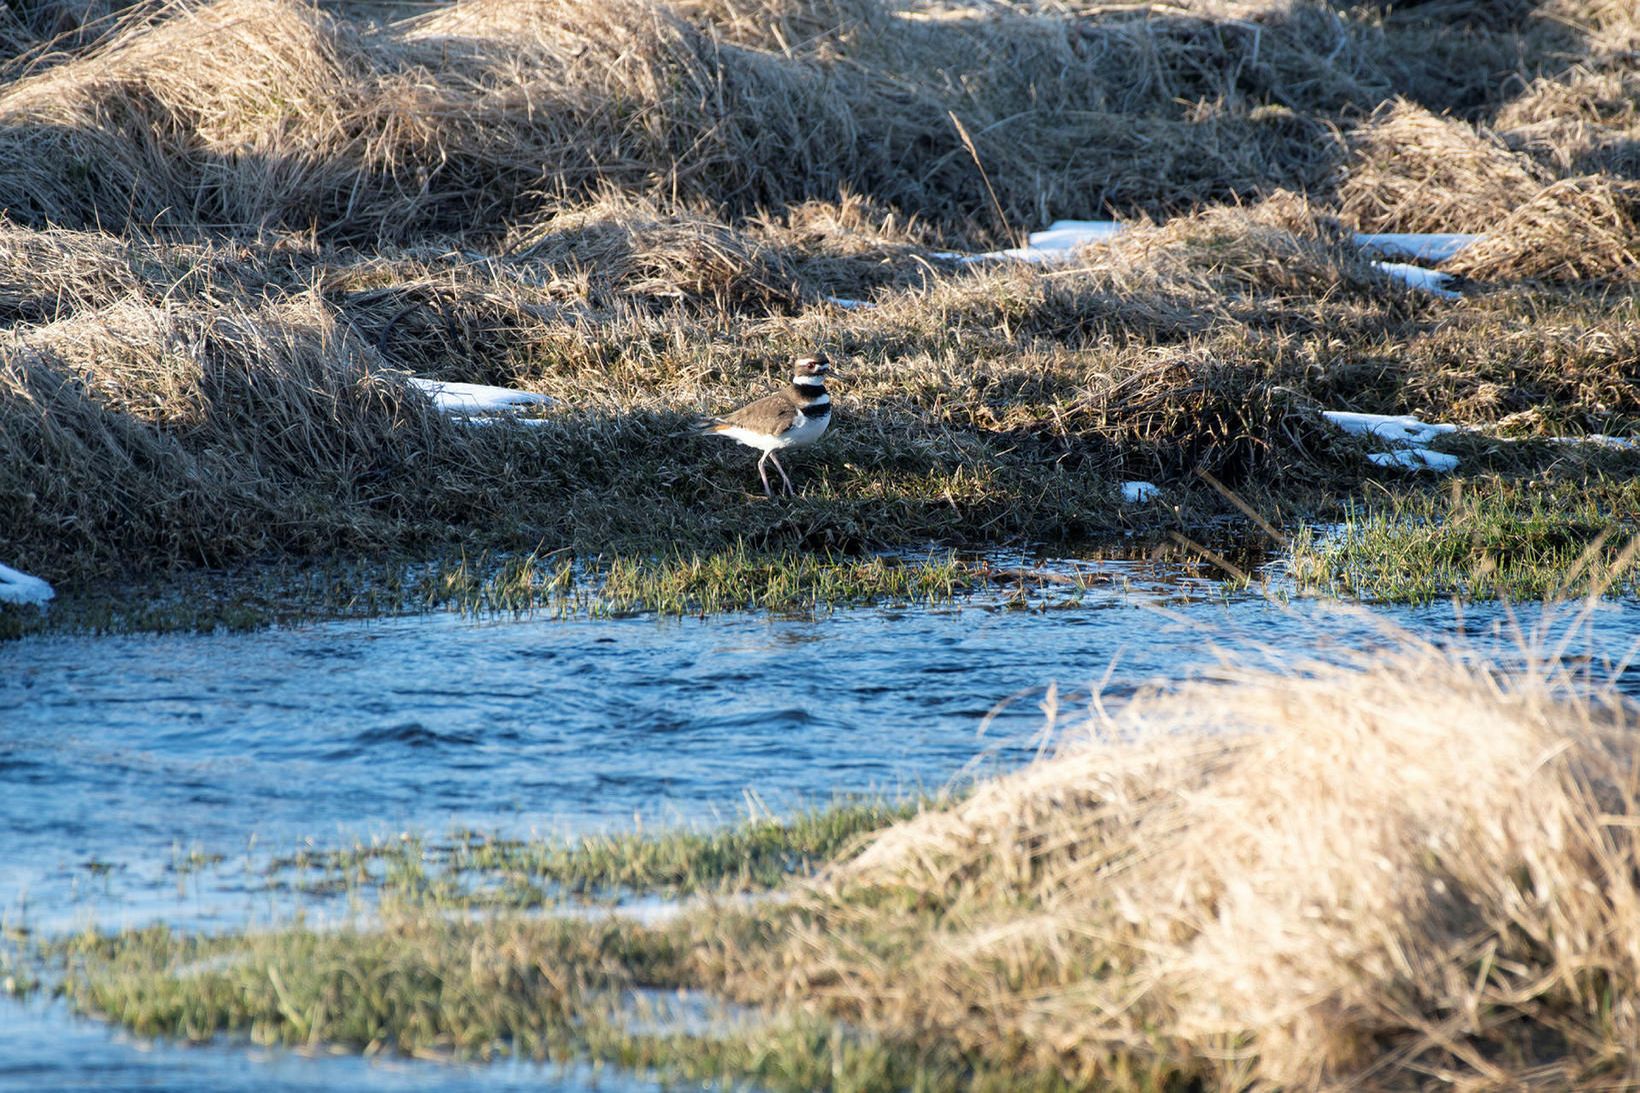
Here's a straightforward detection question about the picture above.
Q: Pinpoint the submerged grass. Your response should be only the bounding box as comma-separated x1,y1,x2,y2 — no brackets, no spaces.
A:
45,640,1640,1089
0,542,1128,637
52,915,1092,1092
271,798,926,905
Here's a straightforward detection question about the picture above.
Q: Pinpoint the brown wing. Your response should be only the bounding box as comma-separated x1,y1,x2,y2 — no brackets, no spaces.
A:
711,392,799,436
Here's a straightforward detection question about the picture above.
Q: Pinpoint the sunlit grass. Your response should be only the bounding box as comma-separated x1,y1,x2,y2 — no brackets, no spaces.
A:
270,798,928,906
1288,475,1640,602
3,543,1129,636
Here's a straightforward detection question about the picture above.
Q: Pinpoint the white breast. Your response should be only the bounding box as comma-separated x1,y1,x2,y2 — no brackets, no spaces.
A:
774,407,831,449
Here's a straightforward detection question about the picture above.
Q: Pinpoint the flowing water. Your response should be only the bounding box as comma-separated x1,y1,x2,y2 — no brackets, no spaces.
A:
3,556,1639,1091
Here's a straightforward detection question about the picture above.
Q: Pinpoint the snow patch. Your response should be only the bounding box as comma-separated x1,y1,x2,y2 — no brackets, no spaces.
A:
1355,233,1483,263
0,563,54,606
946,219,1124,264
451,416,556,428
1321,411,1459,447
824,296,876,310
1323,411,1462,473
1372,261,1460,299
937,222,1473,297
1324,412,1640,474
1367,449,1461,473
408,378,554,416
1551,434,1640,451
1122,481,1161,503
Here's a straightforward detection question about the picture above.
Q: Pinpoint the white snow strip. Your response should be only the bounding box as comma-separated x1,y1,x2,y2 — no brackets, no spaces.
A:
1355,233,1483,263
0,562,55,606
1549,434,1640,451
1367,449,1461,473
1372,261,1461,299
1323,411,1461,473
455,416,556,428
408,378,554,416
938,220,1126,264
1027,220,1125,253
824,296,876,310
1321,411,1459,447
933,223,1471,298
1121,481,1161,503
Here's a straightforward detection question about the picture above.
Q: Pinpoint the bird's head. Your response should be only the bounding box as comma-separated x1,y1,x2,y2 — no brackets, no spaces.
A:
792,354,835,382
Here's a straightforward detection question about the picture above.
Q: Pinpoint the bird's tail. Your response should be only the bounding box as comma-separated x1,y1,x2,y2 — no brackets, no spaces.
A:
697,417,729,434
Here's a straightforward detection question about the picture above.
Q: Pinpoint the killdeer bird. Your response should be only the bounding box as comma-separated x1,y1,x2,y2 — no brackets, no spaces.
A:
702,355,835,497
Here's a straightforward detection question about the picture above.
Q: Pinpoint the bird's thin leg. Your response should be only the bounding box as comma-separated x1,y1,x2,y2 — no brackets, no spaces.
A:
756,451,773,497
769,452,795,496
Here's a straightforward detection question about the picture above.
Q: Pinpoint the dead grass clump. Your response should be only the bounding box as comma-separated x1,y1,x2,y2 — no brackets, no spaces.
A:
1379,295,1640,430
0,338,273,578
1445,177,1640,282
0,0,884,240
1092,192,1396,303
0,0,1490,245
0,0,365,233
325,255,578,383
1497,64,1640,179
0,294,523,577
0,218,325,325
0,0,1594,243
719,640,1640,1088
503,196,800,312
1338,100,1552,234
1541,0,1640,54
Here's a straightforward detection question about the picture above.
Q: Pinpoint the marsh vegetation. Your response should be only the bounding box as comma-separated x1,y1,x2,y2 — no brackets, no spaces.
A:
1,0,1637,613
31,642,1640,1089
5,0,1640,1089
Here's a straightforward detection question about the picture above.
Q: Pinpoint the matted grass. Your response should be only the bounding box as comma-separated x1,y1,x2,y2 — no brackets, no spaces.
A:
0,0,1637,611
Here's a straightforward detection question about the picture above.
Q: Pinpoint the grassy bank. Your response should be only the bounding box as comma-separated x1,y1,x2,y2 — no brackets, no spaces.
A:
1289,475,1640,602
0,542,1149,637
0,0,1637,605
41,640,1640,1088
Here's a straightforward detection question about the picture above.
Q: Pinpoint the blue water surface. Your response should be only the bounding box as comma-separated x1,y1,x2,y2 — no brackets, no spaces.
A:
3,562,1637,1091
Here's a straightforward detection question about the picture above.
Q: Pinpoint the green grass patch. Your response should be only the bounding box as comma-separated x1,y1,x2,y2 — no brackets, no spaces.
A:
45,914,1107,1092
37,797,1134,1092
1288,475,1640,603
271,798,928,906
1,542,1132,637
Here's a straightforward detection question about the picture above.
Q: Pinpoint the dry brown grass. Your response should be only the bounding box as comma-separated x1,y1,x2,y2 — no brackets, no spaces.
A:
1498,65,1640,179
1446,176,1640,282
4,0,1640,590
705,634,1640,1088
1338,100,1553,234
5,193,1640,585
0,292,534,574
0,0,1590,243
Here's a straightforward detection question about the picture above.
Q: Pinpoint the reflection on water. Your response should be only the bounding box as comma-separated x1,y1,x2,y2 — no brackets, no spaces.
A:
2,558,1637,1090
